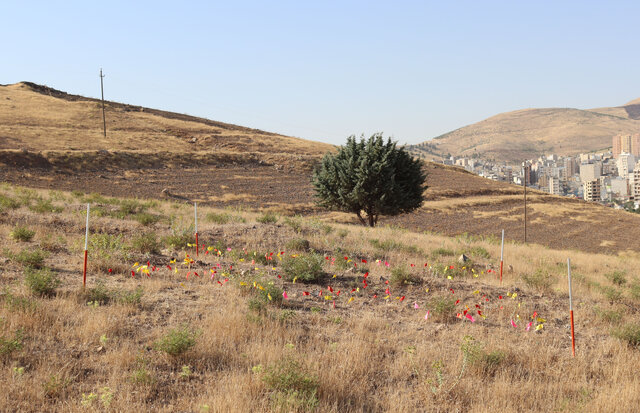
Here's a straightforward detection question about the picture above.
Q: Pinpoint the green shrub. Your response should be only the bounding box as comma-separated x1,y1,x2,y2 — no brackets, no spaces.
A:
282,253,324,283
521,268,556,291
468,246,491,259
131,232,162,254
594,306,623,324
29,198,62,213
612,323,640,348
601,286,623,304
13,248,47,268
163,225,195,250
116,287,144,306
85,282,112,305
154,326,198,356
337,229,349,238
390,266,421,286
262,357,319,410
88,233,130,273
117,199,147,217
481,350,506,375
206,212,231,224
0,194,20,210
285,238,310,251
432,247,455,257
134,212,161,226
246,251,271,266
25,267,60,297
430,296,457,322
10,225,35,242
283,217,304,233
257,212,278,224
605,270,627,286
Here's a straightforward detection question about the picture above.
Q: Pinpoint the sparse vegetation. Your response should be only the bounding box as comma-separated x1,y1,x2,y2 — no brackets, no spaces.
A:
281,253,323,282
12,248,47,268
9,225,35,242
256,212,278,224
24,267,60,297
131,232,162,254
154,326,198,356
390,266,421,286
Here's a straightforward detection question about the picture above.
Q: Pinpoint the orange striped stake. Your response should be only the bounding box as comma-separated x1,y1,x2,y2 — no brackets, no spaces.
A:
83,204,90,288
194,202,198,257
568,258,575,357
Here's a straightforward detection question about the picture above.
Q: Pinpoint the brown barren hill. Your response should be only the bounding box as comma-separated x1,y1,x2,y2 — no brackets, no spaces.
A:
410,101,640,162
3,82,640,255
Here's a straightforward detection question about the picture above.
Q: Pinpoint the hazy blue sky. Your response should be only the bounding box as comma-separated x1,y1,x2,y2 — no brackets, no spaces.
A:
3,1,640,145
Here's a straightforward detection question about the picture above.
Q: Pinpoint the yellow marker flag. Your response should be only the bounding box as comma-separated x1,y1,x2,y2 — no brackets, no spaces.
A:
240,282,247,286
267,293,272,301
473,290,480,295
324,295,332,300
293,277,298,284
535,324,544,331
512,293,518,299
348,297,354,303
332,274,337,278
425,288,429,293
132,262,139,268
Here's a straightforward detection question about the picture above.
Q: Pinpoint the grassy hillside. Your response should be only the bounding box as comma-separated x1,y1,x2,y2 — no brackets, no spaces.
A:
1,184,640,411
409,102,640,162
0,82,332,157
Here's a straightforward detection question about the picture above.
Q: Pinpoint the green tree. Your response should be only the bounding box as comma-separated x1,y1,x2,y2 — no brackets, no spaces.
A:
312,134,427,227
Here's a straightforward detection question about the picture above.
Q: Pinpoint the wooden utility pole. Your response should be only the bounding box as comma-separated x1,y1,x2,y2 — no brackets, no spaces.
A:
523,162,528,243
100,69,106,137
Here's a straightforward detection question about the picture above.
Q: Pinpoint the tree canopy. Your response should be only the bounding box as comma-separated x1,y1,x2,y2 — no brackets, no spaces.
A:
312,134,427,226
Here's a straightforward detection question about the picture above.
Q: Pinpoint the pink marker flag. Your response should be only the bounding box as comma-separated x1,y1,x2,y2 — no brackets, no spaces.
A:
526,322,532,331
283,291,289,299
465,314,475,323
510,319,518,328
414,302,420,309
424,310,430,320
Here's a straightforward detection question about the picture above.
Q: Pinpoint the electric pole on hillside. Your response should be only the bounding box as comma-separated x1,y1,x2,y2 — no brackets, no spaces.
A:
522,161,528,243
100,68,106,137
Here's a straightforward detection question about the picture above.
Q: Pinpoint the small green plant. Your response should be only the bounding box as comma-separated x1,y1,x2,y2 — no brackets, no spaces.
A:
337,229,349,238
43,374,70,399
130,355,155,385
154,326,198,356
256,212,278,224
163,224,195,250
100,334,109,347
521,268,556,291
180,365,192,379
468,246,491,259
131,232,162,254
430,296,457,322
85,282,112,305
283,217,304,233
310,307,322,313
12,366,25,378
605,270,627,286
432,247,455,257
116,287,144,306
390,266,421,286
24,267,60,297
29,198,62,213
10,225,35,242
612,323,640,348
206,212,231,224
601,286,623,304
481,350,506,375
430,335,482,394
0,328,24,356
81,392,98,407
0,194,20,210
13,248,47,268
285,238,310,251
282,253,324,283
594,306,623,324
134,212,161,226
261,357,319,411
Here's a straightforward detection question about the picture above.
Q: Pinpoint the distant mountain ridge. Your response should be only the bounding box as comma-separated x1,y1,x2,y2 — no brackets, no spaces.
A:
410,98,640,162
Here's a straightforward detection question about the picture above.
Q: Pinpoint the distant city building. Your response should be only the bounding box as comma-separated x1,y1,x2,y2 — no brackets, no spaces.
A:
563,157,578,178
613,133,640,158
634,164,640,199
616,152,636,179
610,177,629,199
549,176,561,195
580,162,601,182
583,179,601,202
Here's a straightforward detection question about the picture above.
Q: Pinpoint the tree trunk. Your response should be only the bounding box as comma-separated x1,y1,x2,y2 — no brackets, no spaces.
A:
356,211,367,226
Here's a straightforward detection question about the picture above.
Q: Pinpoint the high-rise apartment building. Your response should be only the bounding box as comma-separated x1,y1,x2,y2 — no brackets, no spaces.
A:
583,179,601,202
613,133,640,158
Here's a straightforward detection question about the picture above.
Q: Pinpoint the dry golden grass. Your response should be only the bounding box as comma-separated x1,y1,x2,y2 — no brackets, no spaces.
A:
1,184,640,412
0,82,333,158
